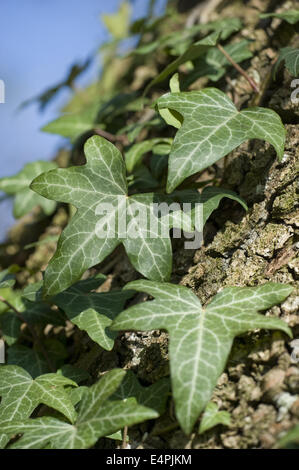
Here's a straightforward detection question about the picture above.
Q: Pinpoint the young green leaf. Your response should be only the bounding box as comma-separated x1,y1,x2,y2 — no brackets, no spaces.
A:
157,88,285,193
101,1,131,40
125,138,173,172
42,102,100,140
144,32,220,94
0,365,77,423
278,425,299,448
260,10,299,25
1,369,158,449
30,136,192,297
111,280,292,434
53,278,133,351
274,47,299,78
199,402,231,434
0,161,57,218
158,73,183,129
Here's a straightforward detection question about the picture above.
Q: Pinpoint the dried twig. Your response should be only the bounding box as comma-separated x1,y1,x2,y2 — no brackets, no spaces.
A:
94,128,129,146
122,426,128,449
217,43,259,93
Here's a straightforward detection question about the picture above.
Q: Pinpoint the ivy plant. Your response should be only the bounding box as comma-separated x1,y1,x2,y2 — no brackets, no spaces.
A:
0,365,77,423
199,402,231,434
0,4,295,450
1,369,158,449
30,136,192,296
274,47,299,78
111,280,292,433
157,88,285,192
30,135,247,297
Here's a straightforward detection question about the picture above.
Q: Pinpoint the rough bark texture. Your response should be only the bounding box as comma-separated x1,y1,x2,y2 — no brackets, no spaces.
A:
0,0,298,449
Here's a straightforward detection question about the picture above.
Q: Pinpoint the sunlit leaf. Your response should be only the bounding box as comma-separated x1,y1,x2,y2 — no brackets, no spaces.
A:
2,369,158,449
102,1,131,40
199,402,230,434
112,281,292,433
157,88,285,193
0,365,77,423
31,136,192,297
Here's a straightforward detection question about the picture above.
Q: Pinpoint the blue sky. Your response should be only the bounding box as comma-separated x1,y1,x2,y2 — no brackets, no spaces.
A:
0,0,166,239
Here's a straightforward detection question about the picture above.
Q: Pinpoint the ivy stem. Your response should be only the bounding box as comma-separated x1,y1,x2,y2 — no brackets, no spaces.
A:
0,295,55,372
122,426,128,449
217,44,259,93
94,128,129,146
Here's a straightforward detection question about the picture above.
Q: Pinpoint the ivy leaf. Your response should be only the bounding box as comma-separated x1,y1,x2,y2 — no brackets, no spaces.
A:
111,280,292,433
150,154,169,180
111,370,170,415
199,402,231,434
42,102,100,140
174,186,248,231
183,40,253,86
278,425,299,448
105,430,124,441
57,365,90,384
0,435,9,449
128,165,159,191
0,268,16,289
144,32,220,94
0,312,21,345
274,47,299,78
0,161,57,218
101,1,131,40
0,365,77,423
53,278,133,351
125,138,173,172
7,345,50,377
200,17,242,41
31,136,191,297
2,369,158,449
158,73,183,129
133,18,241,57
260,10,299,25
157,88,285,193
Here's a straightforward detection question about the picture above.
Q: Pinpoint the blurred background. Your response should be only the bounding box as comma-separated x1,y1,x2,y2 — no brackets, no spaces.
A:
0,0,167,239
